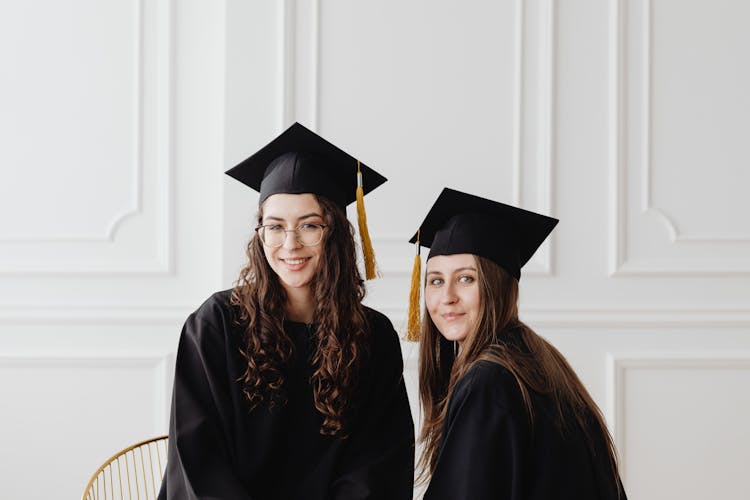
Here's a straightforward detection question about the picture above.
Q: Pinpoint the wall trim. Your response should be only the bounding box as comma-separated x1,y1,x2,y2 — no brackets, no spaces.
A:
0,0,174,274
608,0,750,275
605,352,750,483
0,353,173,436
0,306,191,325
4,305,746,328
377,306,750,332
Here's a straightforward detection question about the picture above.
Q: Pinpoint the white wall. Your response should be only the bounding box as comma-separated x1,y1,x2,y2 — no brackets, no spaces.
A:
1,1,748,499
0,1,225,498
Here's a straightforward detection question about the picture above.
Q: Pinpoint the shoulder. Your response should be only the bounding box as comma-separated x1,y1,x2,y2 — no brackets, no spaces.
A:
451,360,525,414
181,289,238,346
362,306,394,330
459,360,517,390
189,289,235,326
362,306,403,364
362,306,399,342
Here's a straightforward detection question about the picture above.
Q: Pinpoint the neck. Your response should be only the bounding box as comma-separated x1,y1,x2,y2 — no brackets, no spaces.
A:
284,285,315,324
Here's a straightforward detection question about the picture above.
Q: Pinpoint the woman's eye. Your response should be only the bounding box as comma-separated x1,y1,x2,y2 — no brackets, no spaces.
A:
429,278,444,286
458,275,475,284
299,223,318,231
267,225,284,232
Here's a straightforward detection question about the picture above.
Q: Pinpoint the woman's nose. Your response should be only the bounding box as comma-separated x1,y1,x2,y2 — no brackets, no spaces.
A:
441,284,458,304
282,230,302,249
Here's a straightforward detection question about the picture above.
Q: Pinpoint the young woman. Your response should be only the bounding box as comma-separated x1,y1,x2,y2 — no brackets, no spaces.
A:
158,123,414,499
409,188,626,499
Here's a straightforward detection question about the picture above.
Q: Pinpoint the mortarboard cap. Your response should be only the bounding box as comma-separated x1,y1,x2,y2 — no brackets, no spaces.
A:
224,122,387,209
409,188,558,280
405,188,558,340
225,122,386,279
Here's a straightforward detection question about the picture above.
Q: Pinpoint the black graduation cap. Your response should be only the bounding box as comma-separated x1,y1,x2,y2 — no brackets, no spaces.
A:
224,122,385,279
224,122,387,209
410,188,558,279
405,188,558,340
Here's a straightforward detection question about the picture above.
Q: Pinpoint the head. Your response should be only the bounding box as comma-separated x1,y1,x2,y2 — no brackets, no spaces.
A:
225,123,387,282
241,193,362,301
232,192,368,436
424,253,520,352
424,253,480,343
258,193,326,293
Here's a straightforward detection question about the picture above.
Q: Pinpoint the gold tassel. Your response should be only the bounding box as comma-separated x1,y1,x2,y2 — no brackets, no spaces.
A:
406,229,422,341
356,161,377,280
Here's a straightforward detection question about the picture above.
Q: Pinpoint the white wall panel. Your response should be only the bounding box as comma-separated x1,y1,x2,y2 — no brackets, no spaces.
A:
0,0,173,274
0,0,225,310
0,321,178,499
312,0,556,278
0,353,173,500
609,355,750,500
0,0,227,498
610,0,750,275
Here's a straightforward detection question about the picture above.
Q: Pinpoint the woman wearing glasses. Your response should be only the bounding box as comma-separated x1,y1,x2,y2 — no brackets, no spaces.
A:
158,123,414,500
409,188,626,500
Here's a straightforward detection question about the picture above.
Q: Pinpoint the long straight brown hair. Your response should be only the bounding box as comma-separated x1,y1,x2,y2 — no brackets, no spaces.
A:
231,194,369,436
418,255,621,492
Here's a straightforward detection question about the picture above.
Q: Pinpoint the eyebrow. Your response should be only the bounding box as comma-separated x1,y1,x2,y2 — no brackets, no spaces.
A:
426,266,477,276
263,212,324,223
453,266,477,273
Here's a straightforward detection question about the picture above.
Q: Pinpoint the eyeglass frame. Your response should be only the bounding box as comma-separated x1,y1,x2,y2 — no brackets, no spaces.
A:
254,223,329,247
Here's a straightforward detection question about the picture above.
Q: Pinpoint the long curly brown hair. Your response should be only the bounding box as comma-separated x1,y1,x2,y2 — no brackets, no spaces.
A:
230,194,370,436
418,256,621,496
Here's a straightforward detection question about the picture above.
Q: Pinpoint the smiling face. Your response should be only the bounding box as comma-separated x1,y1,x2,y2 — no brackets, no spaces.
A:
260,193,325,293
424,253,481,343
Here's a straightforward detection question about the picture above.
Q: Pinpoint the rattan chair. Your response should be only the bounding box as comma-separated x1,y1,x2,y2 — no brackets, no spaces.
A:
81,435,168,500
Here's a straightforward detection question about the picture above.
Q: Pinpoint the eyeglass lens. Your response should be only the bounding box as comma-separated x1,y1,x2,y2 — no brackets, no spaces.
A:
259,224,324,247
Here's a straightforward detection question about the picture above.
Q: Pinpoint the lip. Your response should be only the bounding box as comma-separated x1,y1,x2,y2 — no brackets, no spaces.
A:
441,312,465,321
280,256,311,271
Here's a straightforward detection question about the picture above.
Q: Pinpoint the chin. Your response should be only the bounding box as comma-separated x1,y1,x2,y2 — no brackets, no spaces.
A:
438,325,469,343
278,273,313,289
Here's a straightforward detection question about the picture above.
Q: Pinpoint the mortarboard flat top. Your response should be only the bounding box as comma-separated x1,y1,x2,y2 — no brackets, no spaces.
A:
225,122,387,208
409,188,558,280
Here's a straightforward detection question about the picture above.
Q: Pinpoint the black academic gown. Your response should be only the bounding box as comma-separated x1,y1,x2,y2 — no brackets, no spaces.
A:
424,360,626,500
158,290,414,500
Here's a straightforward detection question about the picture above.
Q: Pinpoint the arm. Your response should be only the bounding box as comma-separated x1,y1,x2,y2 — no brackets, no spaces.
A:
423,364,528,500
330,315,415,500
159,311,253,500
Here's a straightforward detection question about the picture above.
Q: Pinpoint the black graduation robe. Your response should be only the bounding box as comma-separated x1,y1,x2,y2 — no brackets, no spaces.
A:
424,360,626,500
158,290,415,500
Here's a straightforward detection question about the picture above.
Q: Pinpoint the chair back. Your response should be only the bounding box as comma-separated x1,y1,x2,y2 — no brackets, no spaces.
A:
82,435,168,500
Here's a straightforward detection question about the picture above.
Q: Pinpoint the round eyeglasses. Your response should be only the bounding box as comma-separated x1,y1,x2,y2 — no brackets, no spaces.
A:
255,223,328,247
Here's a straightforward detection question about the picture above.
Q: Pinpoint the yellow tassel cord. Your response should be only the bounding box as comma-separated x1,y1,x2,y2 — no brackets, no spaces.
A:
356,161,378,280
406,230,422,341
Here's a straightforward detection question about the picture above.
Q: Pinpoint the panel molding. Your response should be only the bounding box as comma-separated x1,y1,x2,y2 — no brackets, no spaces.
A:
606,353,750,482
278,0,295,130
366,0,557,276
6,305,747,329
638,0,750,244
0,353,173,435
0,306,191,325
279,0,319,130
0,0,142,243
0,0,174,274
376,306,750,334
608,0,750,275
515,0,557,276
